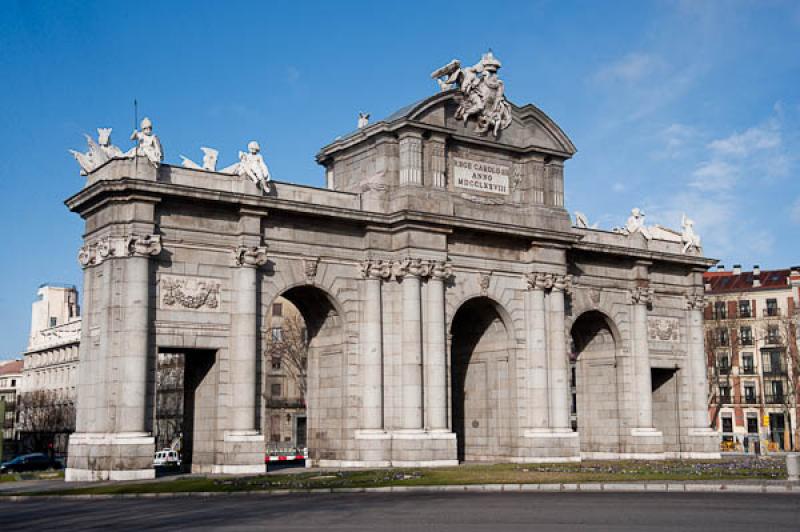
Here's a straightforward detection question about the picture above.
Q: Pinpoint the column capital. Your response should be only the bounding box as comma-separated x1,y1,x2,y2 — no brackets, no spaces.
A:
77,233,161,268
127,234,162,258
685,292,705,310
629,286,654,305
232,245,268,268
361,257,451,282
525,272,571,292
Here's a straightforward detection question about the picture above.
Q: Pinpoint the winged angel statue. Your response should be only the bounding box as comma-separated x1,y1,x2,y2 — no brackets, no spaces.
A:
431,51,512,137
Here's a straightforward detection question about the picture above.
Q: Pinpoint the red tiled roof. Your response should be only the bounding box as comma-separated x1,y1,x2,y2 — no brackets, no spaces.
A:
0,359,23,375
703,269,791,294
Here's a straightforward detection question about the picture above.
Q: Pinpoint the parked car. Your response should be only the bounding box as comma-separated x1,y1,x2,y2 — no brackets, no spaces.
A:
153,449,181,469
0,453,63,474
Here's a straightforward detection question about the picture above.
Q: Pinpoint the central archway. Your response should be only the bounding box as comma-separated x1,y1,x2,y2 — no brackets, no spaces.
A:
450,297,514,462
570,310,621,455
263,285,344,463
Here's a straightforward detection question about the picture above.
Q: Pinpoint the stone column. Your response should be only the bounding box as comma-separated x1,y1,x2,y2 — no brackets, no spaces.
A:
399,258,425,430
229,246,268,433
399,132,423,186
524,273,550,430
424,261,451,431
547,274,571,431
686,293,709,429
629,287,655,430
118,235,162,433
428,135,446,188
359,260,389,431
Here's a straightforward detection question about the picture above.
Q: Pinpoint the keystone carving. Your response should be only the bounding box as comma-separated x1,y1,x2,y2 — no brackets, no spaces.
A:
233,245,268,267
479,272,491,295
629,286,654,305
304,257,320,283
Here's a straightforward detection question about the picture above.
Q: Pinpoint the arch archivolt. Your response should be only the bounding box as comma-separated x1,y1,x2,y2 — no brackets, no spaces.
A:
445,269,525,346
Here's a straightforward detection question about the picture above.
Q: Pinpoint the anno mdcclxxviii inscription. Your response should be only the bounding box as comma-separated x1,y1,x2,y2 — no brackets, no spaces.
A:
453,157,510,195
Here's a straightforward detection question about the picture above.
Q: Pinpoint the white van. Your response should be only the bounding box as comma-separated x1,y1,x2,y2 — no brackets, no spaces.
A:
153,449,182,468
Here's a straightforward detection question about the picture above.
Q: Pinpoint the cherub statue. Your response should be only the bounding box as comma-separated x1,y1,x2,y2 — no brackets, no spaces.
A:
180,147,218,171
222,141,271,193
614,208,652,240
357,112,370,129
681,214,701,253
128,117,163,167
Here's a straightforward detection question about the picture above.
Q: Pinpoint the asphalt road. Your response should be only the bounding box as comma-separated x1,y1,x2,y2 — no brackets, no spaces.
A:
0,492,798,531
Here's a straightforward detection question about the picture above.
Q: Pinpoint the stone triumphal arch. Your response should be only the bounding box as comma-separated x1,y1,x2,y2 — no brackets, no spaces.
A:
65,53,718,480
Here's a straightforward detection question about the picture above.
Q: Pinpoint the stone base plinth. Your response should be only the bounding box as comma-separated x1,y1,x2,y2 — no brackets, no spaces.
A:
677,427,721,459
617,427,665,458
210,430,265,475
514,429,581,463
66,432,156,482
390,430,458,467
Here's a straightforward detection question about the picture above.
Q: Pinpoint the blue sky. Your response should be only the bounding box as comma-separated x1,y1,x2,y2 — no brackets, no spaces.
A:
1,0,799,358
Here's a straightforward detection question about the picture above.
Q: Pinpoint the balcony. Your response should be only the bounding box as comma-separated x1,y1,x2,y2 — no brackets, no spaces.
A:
741,366,756,375
763,366,787,376
718,395,733,405
744,396,758,404
765,394,785,404
740,337,754,346
718,366,731,375
766,308,780,317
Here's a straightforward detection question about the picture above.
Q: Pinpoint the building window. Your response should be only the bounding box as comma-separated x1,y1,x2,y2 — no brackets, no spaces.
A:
738,300,751,318
718,354,731,375
743,384,756,404
739,326,753,345
719,385,731,404
721,416,733,433
746,415,759,434
717,328,729,346
10,379,15,387
766,325,780,344
270,383,282,397
272,303,283,317
271,327,283,343
713,301,727,320
765,298,779,317
271,356,281,370
49,317,57,327
741,353,754,374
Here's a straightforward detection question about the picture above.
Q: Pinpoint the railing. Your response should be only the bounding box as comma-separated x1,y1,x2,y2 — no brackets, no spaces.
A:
766,308,780,317
740,338,753,346
744,396,758,404
739,310,752,318
718,366,731,375
764,394,785,404
718,395,732,405
740,367,756,375
763,366,787,376
712,312,727,320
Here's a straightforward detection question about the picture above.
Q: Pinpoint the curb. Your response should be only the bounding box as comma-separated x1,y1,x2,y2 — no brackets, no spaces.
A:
2,482,798,501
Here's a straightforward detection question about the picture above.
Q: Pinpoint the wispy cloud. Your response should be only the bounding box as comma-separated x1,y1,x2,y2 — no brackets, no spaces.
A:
708,119,781,156
594,53,665,84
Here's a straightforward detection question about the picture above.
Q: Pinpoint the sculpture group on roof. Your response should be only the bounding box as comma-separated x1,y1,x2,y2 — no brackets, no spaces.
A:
70,117,271,193
578,208,702,254
431,51,513,137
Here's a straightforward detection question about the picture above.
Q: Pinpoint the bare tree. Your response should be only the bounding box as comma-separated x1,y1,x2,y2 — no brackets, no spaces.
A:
17,390,75,454
705,297,737,432
766,316,799,451
265,314,308,402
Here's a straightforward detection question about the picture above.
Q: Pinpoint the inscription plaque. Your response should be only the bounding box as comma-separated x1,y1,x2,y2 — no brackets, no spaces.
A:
453,157,510,195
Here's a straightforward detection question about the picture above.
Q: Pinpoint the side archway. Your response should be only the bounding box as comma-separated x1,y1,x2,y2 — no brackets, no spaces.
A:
450,296,515,462
570,310,622,455
263,285,344,463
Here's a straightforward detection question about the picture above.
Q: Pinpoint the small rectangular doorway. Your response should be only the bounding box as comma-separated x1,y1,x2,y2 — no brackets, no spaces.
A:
156,349,216,473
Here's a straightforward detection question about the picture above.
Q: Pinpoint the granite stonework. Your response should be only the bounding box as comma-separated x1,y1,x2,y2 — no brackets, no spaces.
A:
65,87,718,481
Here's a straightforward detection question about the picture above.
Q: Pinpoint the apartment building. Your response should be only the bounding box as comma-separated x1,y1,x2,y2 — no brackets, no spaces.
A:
704,265,800,452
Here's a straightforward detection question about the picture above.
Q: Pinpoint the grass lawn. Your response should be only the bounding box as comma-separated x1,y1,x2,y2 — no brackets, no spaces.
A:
0,470,64,483
26,457,787,496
